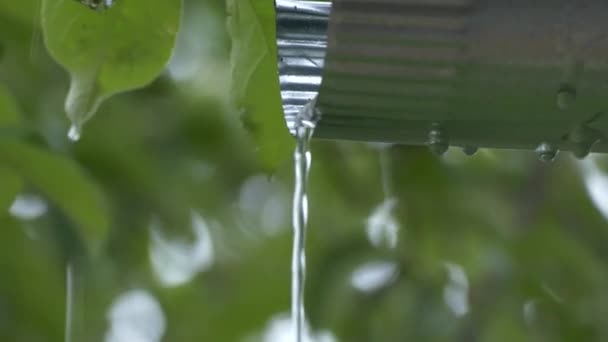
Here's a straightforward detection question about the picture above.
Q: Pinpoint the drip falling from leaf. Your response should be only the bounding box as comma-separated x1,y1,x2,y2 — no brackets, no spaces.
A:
67,125,81,142
65,72,103,141
41,0,182,140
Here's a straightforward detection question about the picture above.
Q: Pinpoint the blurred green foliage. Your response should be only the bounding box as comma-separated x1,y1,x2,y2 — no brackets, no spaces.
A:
1,1,608,341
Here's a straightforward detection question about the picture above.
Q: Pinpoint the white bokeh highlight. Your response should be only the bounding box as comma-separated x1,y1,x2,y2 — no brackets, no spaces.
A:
523,299,537,326
149,211,215,287
365,198,399,249
350,261,398,293
579,155,608,220
167,1,230,100
237,175,289,237
105,290,166,342
9,194,48,220
260,313,337,342
443,262,469,317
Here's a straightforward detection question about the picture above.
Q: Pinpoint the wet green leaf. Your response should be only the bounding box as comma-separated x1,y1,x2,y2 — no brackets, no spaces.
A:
227,0,294,170
41,0,182,134
0,140,109,253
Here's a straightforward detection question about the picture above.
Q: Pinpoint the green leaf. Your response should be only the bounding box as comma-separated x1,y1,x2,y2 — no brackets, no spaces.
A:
0,83,22,127
0,167,23,216
227,0,294,170
41,0,182,135
0,140,109,253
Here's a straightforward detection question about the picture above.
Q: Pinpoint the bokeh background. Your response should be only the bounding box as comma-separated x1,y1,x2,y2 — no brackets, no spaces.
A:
3,1,608,341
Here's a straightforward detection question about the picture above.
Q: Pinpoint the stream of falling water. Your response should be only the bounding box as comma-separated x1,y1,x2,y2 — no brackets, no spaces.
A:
291,103,318,342
65,263,74,342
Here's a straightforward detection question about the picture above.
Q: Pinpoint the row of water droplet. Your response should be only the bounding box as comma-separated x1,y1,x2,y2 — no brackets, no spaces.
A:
426,122,601,162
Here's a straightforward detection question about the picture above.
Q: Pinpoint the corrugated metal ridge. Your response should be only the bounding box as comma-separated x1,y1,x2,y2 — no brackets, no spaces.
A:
316,0,473,143
276,0,331,134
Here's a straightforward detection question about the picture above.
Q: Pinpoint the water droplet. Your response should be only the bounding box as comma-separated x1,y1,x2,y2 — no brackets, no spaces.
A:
556,83,576,110
535,142,558,162
67,124,81,142
572,142,593,159
568,124,600,159
427,124,449,156
462,146,478,156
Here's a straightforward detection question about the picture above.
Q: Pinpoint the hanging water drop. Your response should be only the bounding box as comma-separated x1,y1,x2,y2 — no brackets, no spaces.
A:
427,124,449,156
462,146,478,156
568,124,600,160
556,83,576,110
571,142,593,159
64,73,102,142
535,142,558,162
67,124,82,142
291,100,319,342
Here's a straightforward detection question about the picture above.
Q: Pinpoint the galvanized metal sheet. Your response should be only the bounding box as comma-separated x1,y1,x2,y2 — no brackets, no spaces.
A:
277,0,608,156
276,0,330,133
